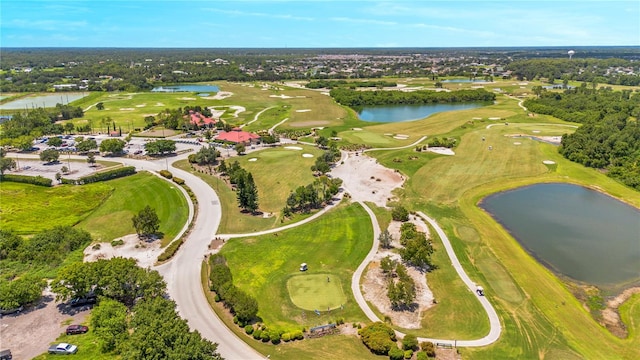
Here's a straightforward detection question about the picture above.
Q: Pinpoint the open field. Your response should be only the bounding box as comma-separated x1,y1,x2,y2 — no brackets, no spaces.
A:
75,171,188,245
219,202,373,332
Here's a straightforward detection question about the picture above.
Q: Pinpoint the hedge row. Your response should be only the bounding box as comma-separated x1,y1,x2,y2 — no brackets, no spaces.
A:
157,238,185,262
159,170,173,179
75,166,136,184
0,174,52,186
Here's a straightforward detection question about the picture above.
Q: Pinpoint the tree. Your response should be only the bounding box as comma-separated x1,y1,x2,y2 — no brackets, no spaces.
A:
0,275,46,310
0,149,16,175
387,264,416,309
99,138,126,154
87,152,96,167
379,228,393,249
91,298,128,352
392,206,409,221
144,139,176,155
64,122,75,134
132,205,160,238
236,172,259,213
47,137,63,147
315,135,328,148
39,148,60,163
76,138,98,153
380,256,396,275
61,166,69,174
235,143,246,155
96,102,105,110
402,334,418,351
400,232,435,270
194,145,219,172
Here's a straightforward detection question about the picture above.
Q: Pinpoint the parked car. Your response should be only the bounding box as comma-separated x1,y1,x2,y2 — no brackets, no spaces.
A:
69,294,97,307
48,343,77,355
66,325,88,335
0,349,12,360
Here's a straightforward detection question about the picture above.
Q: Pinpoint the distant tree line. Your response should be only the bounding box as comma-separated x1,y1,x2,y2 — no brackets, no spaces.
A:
524,86,640,190
507,58,640,86
329,88,496,110
0,105,84,149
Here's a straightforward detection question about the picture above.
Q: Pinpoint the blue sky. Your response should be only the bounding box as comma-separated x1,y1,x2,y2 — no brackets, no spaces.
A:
1,0,639,48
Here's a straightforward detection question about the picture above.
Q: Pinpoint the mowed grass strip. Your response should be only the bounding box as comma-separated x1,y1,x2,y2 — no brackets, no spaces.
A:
220,202,372,331
287,274,346,311
77,171,188,245
0,182,113,234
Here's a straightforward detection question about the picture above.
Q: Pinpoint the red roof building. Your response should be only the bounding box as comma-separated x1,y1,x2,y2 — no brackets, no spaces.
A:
215,128,260,144
187,111,217,127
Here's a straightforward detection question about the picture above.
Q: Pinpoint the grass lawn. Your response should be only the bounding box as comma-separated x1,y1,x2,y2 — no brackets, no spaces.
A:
235,145,324,213
0,182,113,235
219,202,373,332
287,274,347,311
76,171,188,245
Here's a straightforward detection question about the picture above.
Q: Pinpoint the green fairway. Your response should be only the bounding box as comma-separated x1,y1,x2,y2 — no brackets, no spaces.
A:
287,274,346,311
220,202,372,331
0,182,113,234
76,171,188,245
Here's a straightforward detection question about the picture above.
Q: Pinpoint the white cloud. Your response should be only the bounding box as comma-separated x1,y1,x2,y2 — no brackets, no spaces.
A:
329,17,397,26
202,8,314,21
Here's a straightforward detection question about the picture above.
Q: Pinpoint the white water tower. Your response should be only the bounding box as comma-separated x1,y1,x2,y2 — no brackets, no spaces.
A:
568,50,575,59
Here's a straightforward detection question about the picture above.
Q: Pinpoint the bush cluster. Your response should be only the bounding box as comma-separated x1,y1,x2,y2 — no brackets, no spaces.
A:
75,166,136,184
208,254,258,323
159,169,173,179
157,238,185,262
172,177,185,185
358,322,397,355
0,174,52,187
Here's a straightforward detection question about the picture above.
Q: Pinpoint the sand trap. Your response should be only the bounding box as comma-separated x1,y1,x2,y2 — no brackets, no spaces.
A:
488,117,501,120
296,109,312,112
352,128,363,131
269,94,294,99
513,142,522,145
472,117,482,120
179,97,196,100
284,146,302,150
384,133,393,136
135,104,146,108
156,102,165,106
321,92,330,96
142,113,158,117
532,130,541,133
119,108,134,111
393,134,410,140
543,160,556,165
302,153,314,158
248,158,258,162
427,147,455,155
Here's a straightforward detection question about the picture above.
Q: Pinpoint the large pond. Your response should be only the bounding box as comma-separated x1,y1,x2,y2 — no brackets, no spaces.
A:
480,183,640,290
0,93,88,110
151,84,220,93
357,102,486,122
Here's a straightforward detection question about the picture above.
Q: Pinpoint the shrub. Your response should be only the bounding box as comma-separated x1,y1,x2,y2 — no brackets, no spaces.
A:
233,316,238,324
172,177,185,185
77,166,136,184
416,351,428,360
214,294,221,302
421,342,436,357
270,332,281,344
159,169,173,179
157,238,185,262
292,330,304,340
110,239,124,247
188,154,197,163
282,333,291,342
244,325,254,335
252,329,262,340
402,334,418,351
404,350,413,359
359,322,396,355
260,331,270,342
388,347,404,360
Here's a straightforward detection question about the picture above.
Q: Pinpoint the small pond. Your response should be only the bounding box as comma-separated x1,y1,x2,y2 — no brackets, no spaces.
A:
0,93,88,110
480,183,640,290
357,102,486,122
151,84,220,93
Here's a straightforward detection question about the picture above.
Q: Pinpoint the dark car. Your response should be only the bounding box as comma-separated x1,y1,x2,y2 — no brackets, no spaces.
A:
69,294,97,307
66,325,88,335
0,349,12,360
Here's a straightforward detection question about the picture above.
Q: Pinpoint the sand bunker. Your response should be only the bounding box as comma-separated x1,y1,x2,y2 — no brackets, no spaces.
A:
135,104,146,108
472,117,482,120
513,142,522,145
284,146,303,150
119,108,134,111
393,134,410,140
248,158,258,162
84,234,161,269
352,128,363,131
302,153,314,158
532,130,541,133
543,160,556,165
269,94,294,99
156,102,165,106
488,117,501,120
296,109,312,112
427,147,455,155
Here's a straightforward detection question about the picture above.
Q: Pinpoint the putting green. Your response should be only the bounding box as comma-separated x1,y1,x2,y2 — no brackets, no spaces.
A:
287,274,346,311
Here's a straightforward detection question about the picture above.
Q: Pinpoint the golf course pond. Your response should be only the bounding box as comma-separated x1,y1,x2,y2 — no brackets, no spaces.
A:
0,92,88,110
357,102,486,122
480,183,640,291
